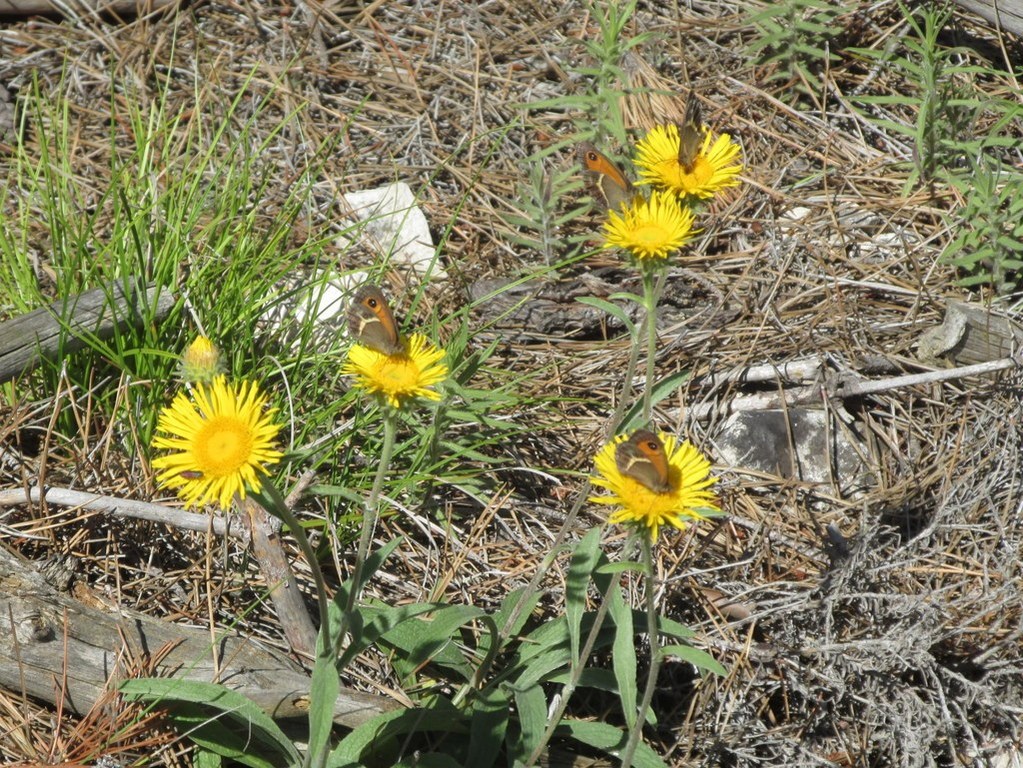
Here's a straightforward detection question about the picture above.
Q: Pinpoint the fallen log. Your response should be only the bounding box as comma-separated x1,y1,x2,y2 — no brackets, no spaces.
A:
0,280,175,385
0,544,400,729
0,0,177,16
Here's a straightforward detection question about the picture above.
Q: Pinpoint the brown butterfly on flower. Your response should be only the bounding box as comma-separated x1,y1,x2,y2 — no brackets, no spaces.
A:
578,142,638,212
347,284,404,356
677,91,704,174
615,429,673,494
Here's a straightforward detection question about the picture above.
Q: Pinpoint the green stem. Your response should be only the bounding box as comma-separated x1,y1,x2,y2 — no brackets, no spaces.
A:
346,407,397,616
525,562,626,766
619,535,661,768
502,261,667,766
495,291,644,648
641,266,666,424
611,300,644,436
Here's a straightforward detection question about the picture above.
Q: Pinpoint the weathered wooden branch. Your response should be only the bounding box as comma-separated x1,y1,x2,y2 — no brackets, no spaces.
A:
241,496,319,662
0,486,244,542
681,355,1021,422
953,0,1023,38
0,280,175,384
0,0,178,16
0,544,400,728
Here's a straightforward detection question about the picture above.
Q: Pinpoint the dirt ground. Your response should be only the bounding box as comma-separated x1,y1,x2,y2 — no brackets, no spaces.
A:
2,0,1023,766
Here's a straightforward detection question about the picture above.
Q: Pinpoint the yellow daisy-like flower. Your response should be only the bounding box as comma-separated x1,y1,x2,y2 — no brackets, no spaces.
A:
634,124,743,200
178,336,225,384
152,376,283,510
602,190,697,261
590,431,720,541
343,333,448,409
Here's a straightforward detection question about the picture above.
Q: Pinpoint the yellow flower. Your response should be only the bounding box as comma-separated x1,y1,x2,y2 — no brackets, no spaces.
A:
152,376,283,509
343,333,447,409
602,190,697,261
178,336,224,384
634,124,743,200
590,431,720,540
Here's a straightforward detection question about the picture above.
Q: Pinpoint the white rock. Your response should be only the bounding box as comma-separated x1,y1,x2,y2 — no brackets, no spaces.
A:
340,182,446,281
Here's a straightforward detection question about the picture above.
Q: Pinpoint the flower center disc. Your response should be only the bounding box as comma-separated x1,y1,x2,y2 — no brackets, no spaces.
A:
195,416,252,476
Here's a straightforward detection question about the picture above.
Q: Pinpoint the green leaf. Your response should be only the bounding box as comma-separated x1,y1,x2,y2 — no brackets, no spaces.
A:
120,678,299,768
619,369,691,429
575,296,634,333
546,667,618,692
566,528,602,664
193,748,223,768
658,615,696,641
556,720,667,768
484,587,542,657
328,697,466,768
336,601,443,671
596,560,645,574
466,687,510,768
509,683,547,763
608,580,637,727
308,628,341,762
660,644,728,676
381,604,487,684
394,755,463,768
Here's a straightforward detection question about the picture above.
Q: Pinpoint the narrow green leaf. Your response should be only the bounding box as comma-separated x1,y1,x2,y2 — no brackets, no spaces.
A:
575,296,634,332
555,720,668,768
193,747,223,768
328,697,465,767
485,587,542,656
381,604,486,683
308,628,340,762
609,582,637,728
596,560,645,574
566,528,602,664
510,683,547,763
660,644,728,676
120,678,299,767
466,688,509,768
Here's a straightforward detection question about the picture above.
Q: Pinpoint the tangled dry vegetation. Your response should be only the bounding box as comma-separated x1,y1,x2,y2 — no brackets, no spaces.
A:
1,0,1022,766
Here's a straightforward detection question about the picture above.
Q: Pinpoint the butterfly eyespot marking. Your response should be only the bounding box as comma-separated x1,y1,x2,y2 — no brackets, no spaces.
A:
348,284,404,356
614,429,672,494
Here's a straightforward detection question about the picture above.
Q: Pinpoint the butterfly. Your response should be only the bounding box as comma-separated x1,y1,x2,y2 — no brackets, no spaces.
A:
677,92,704,174
578,142,636,212
347,284,404,355
615,429,672,493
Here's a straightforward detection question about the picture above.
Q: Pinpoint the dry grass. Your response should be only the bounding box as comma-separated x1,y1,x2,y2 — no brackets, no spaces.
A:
1,0,1023,766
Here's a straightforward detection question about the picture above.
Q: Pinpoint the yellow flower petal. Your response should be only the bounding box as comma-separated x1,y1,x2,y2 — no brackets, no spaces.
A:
601,190,697,261
589,431,720,541
634,124,743,201
152,376,283,510
342,333,448,409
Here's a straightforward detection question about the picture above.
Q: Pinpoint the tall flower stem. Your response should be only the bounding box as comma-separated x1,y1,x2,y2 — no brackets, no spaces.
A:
346,408,397,615
495,289,645,652
612,308,645,435
619,535,661,768
524,553,631,766
641,266,667,424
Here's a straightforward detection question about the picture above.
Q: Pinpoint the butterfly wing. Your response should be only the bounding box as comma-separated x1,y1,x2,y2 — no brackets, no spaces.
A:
348,284,403,355
615,429,672,493
579,142,634,212
677,93,704,173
